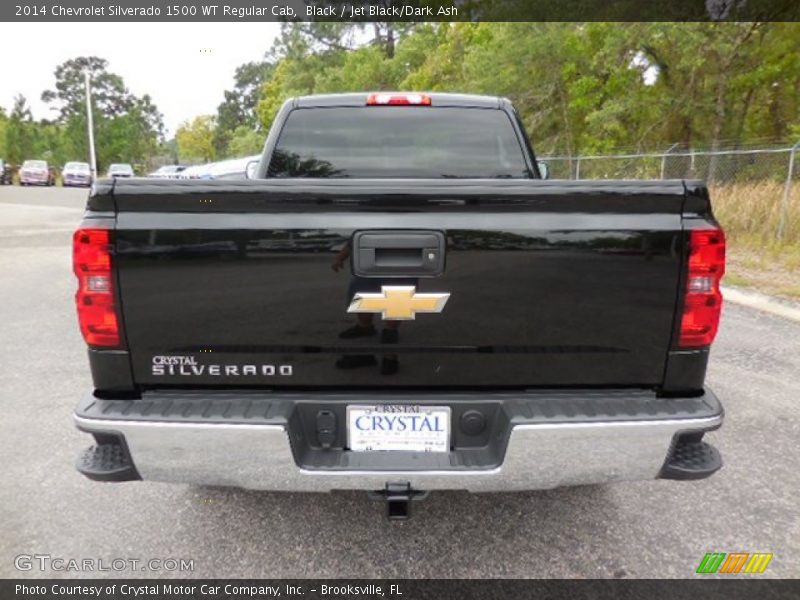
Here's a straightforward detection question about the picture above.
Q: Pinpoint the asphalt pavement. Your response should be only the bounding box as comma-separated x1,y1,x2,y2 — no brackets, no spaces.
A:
0,185,797,578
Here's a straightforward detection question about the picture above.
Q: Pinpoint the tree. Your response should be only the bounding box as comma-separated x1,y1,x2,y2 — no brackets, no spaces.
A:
5,95,35,164
290,14,416,59
214,61,273,156
41,56,130,120
176,115,216,162
4,25,799,169
254,22,423,131
0,107,9,159
226,126,265,157
40,56,164,170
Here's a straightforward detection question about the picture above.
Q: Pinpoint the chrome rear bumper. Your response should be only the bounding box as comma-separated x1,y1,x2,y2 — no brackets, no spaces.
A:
74,389,723,492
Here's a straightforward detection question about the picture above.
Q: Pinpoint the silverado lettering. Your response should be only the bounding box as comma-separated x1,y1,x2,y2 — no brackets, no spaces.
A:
72,92,726,519
151,363,292,376
107,5,160,17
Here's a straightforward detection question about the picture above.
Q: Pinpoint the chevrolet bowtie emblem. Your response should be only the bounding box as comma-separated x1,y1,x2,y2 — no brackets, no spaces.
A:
347,286,450,321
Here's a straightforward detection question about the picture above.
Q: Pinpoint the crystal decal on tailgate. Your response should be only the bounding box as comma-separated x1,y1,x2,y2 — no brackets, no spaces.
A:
151,355,292,377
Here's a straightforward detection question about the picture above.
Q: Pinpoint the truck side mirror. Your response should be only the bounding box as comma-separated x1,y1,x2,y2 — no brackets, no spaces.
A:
245,160,259,180
537,161,550,180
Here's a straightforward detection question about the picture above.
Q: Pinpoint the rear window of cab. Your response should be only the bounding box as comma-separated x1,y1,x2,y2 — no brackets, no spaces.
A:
268,106,530,179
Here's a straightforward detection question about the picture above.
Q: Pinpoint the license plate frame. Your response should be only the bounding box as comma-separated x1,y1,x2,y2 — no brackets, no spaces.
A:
346,404,451,453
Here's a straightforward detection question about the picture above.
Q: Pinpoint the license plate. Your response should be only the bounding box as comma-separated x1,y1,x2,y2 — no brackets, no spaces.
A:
347,405,451,452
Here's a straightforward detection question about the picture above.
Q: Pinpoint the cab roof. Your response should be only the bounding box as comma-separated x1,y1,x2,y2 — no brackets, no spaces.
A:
294,92,507,109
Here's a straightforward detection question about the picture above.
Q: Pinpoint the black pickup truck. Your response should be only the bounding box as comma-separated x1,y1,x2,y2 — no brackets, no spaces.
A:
73,92,725,518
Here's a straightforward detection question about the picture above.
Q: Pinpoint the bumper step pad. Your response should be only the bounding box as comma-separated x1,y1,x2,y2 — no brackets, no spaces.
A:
660,439,722,480
76,444,140,482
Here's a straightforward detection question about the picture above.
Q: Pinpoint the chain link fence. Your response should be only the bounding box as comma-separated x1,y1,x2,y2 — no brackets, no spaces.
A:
541,142,800,241
541,144,799,182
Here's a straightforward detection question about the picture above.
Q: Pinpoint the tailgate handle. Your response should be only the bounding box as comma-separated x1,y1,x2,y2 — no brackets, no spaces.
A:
352,230,446,278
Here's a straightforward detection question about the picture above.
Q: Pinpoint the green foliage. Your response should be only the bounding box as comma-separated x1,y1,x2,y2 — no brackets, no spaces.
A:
214,61,273,156
2,56,164,170
0,122,6,159
0,106,8,158
5,25,799,167
249,22,800,155
42,56,164,169
176,115,216,162
5,95,37,164
227,125,265,157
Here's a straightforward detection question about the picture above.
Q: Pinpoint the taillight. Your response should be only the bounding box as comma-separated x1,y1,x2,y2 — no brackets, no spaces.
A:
678,228,726,347
73,227,120,347
366,93,432,106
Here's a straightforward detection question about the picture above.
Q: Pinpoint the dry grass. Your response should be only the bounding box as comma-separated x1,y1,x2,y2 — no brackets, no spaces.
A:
710,181,800,299
711,181,800,245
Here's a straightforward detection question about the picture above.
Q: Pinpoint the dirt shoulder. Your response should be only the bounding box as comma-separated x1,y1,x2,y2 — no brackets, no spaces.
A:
726,245,800,300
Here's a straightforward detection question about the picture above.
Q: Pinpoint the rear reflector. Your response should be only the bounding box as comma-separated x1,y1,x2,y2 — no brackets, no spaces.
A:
366,93,432,106
73,228,120,347
678,228,726,348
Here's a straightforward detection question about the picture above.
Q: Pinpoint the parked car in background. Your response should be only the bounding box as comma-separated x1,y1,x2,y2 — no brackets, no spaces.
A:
174,156,260,181
0,159,12,185
62,162,93,187
19,160,55,186
206,155,261,180
177,163,214,179
147,165,187,179
107,163,135,178
1,161,17,185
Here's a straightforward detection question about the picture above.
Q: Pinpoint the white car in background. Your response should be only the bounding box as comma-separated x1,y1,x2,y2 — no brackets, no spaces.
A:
62,162,93,187
19,160,54,186
206,155,261,180
177,163,214,179
107,163,135,178
147,165,187,179
176,155,260,180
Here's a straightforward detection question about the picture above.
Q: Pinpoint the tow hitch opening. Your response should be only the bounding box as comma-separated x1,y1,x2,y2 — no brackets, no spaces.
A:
369,482,428,520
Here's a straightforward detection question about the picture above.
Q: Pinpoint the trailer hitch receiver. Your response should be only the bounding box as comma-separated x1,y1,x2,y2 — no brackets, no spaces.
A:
369,482,427,520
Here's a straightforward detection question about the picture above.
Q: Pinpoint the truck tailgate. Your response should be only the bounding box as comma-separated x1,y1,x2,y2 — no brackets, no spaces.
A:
110,179,685,388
